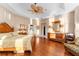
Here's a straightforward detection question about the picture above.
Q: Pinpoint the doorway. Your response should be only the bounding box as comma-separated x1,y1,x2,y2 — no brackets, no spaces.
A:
41,23,48,37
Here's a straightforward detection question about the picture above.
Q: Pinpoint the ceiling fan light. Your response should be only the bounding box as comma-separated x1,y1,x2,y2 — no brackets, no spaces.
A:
29,3,46,14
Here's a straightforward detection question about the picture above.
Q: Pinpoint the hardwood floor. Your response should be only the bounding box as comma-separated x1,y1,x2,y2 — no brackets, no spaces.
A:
0,36,72,56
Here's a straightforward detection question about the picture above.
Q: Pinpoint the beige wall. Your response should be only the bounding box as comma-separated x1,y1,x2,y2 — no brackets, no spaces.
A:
67,6,79,38
61,11,75,33
0,5,30,31
10,14,30,31
75,6,79,23
32,19,37,25
74,6,79,38
61,6,79,38
68,11,75,33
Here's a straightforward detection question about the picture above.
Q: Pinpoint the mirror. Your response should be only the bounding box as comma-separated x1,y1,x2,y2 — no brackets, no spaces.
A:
52,20,60,32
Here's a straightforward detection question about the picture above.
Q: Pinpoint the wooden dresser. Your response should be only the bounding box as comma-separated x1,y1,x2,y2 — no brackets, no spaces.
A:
48,33,65,42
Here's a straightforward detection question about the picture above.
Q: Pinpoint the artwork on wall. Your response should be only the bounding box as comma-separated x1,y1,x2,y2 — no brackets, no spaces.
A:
18,24,27,35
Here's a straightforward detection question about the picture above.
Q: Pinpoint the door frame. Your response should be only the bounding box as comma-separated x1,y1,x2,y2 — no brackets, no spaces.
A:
41,23,48,37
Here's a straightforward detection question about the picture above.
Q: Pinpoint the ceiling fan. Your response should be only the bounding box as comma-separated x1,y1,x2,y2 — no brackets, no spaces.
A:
28,3,46,14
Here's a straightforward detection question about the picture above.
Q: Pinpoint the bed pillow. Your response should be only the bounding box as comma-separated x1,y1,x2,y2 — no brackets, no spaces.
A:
0,33,13,37
10,32,19,36
0,33,13,40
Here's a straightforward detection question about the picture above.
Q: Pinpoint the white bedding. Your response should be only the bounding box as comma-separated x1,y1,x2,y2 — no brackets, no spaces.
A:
0,32,33,53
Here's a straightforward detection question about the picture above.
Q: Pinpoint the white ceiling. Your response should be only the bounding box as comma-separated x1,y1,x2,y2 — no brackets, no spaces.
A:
0,3,79,18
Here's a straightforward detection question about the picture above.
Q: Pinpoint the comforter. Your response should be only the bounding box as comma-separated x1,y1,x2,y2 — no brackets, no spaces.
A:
0,33,32,53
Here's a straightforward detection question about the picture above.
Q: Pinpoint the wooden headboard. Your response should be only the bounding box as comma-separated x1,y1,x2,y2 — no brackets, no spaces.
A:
0,23,14,33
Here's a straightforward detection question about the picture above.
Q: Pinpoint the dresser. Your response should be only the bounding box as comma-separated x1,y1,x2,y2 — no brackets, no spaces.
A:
48,33,65,42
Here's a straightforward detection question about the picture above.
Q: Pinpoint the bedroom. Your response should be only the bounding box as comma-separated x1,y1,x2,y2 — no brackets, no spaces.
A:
0,3,79,56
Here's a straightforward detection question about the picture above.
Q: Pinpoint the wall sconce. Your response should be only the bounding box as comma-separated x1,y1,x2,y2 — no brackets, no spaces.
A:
48,25,52,28
59,24,64,28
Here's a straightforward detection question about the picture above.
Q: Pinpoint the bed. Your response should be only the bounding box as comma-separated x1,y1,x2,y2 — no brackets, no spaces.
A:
0,23,14,33
0,23,32,53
